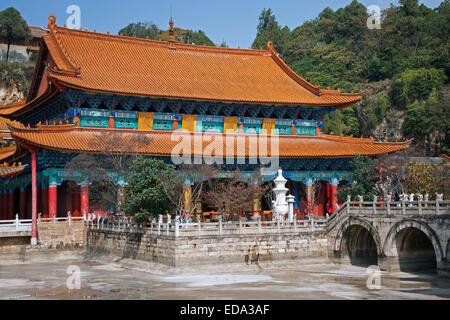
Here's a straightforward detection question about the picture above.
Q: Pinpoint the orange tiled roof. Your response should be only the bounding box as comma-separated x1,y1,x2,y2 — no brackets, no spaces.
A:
8,123,410,159
0,101,27,116
39,15,362,107
0,162,27,178
28,26,47,38
0,116,11,131
0,146,17,162
0,86,59,118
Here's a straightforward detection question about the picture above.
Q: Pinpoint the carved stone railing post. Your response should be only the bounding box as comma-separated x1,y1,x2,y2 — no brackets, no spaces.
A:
401,194,406,215
257,216,261,233
386,193,391,215
372,195,377,215
310,215,314,232
219,218,223,235
436,193,443,215
358,195,363,214
68,211,72,227
197,216,201,236
15,214,19,231
417,194,423,215
174,219,179,237
158,214,162,235
293,215,297,232
408,193,414,207
424,194,429,207
346,195,351,215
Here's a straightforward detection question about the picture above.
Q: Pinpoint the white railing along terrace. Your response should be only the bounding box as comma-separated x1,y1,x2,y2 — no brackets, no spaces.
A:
88,216,328,237
0,215,32,232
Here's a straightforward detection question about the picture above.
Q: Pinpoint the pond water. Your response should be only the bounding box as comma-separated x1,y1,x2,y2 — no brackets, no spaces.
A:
0,253,449,300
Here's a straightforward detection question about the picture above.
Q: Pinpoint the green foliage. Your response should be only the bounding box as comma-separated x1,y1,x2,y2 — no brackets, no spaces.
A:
118,21,215,46
118,22,160,39
405,161,439,195
376,91,389,121
0,60,28,88
322,106,359,136
390,68,447,109
121,157,177,222
337,155,380,202
403,88,450,153
403,101,428,139
252,9,290,57
0,7,31,61
179,29,215,46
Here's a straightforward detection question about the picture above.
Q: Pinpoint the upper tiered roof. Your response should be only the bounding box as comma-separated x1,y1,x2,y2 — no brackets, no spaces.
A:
32,15,361,108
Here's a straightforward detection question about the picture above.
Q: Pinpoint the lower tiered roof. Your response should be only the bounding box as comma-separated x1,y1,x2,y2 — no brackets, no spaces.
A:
8,123,411,159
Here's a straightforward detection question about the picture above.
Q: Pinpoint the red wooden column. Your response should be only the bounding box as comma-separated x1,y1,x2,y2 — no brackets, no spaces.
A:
291,123,296,136
19,186,27,219
172,118,179,131
0,191,5,219
31,149,37,245
331,178,338,214
40,182,48,218
8,191,15,219
3,190,9,219
48,177,57,219
80,183,89,217
238,121,244,133
305,178,313,216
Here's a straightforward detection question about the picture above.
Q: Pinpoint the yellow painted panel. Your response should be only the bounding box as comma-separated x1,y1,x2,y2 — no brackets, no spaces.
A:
182,115,197,132
223,117,237,133
262,119,276,135
137,112,154,131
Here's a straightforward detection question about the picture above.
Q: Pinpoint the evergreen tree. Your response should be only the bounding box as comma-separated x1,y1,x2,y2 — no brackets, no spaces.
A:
0,7,31,61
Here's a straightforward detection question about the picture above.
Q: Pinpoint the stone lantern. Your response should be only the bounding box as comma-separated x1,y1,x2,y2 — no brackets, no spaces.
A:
272,169,289,221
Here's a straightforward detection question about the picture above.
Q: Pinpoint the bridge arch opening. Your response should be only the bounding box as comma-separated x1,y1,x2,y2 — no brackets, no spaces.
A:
390,227,437,272
340,225,378,267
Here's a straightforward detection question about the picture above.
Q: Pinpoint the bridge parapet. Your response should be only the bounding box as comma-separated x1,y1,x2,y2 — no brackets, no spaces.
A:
329,196,449,223
327,195,450,275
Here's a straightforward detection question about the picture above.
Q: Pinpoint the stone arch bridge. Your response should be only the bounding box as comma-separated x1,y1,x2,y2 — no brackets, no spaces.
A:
327,196,450,275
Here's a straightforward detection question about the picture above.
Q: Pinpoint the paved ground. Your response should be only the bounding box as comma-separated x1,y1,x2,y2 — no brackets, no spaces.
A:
0,251,449,300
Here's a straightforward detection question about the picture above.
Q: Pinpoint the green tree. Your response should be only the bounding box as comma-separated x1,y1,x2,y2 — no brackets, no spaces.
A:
252,9,290,57
121,157,177,222
0,7,31,62
180,29,215,46
405,161,440,196
118,22,160,39
390,68,446,108
337,155,380,202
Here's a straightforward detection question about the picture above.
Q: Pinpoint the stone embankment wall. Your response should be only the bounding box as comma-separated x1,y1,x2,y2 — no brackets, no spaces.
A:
86,228,329,267
38,219,87,249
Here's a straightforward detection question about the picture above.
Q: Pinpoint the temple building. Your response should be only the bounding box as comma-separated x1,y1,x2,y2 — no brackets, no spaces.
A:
0,15,410,244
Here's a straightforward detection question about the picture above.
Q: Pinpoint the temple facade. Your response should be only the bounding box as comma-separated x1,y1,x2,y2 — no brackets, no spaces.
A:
0,15,410,244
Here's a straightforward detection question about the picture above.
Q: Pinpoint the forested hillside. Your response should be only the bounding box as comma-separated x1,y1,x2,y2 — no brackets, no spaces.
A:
252,0,449,156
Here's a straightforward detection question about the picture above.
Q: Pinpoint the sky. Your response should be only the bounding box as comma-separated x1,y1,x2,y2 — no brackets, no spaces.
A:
0,0,443,48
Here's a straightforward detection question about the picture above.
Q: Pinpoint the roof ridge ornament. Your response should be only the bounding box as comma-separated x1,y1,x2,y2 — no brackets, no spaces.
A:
48,14,56,28
169,17,175,45
267,41,273,51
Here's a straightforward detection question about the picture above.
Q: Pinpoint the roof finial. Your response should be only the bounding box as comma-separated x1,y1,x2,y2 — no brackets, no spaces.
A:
267,41,273,51
169,17,175,44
